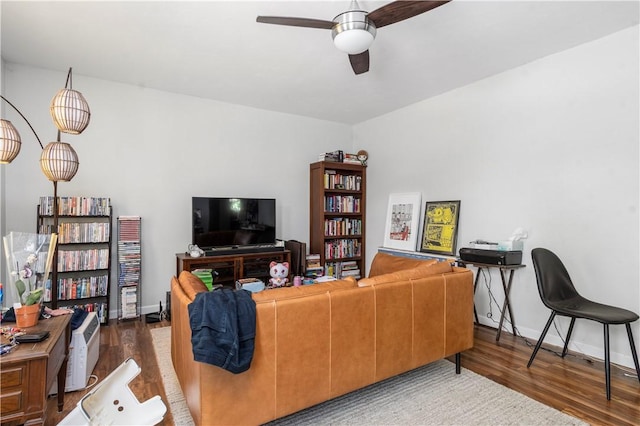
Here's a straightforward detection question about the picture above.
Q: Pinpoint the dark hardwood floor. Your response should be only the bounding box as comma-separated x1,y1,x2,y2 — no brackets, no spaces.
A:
45,320,640,426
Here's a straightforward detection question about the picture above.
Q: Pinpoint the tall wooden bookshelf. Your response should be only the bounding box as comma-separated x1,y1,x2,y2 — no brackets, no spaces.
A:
37,196,112,324
309,161,366,279
117,216,141,321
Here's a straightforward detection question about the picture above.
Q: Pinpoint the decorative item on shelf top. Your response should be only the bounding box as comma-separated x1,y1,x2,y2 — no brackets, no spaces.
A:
2,231,57,307
188,244,204,258
357,149,368,166
420,200,461,256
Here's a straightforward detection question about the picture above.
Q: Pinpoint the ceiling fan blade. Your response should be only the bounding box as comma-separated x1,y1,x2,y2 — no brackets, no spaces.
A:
256,16,335,30
367,1,450,28
349,51,370,75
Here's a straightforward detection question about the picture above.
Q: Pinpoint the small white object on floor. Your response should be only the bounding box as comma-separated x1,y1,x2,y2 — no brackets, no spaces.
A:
58,358,167,426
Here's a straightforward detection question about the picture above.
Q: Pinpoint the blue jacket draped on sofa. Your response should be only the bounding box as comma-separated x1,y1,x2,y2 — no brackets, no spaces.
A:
188,288,256,374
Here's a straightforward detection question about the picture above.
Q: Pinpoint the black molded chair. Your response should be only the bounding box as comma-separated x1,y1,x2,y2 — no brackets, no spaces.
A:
527,248,640,400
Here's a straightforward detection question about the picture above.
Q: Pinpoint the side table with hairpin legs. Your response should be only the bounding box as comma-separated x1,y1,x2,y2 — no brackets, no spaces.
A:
460,261,526,341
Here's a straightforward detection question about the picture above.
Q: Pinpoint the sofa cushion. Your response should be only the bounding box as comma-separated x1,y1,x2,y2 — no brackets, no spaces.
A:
358,261,453,287
368,252,438,277
178,270,209,301
251,277,357,303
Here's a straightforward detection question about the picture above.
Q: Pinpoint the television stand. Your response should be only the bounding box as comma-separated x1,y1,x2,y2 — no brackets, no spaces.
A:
176,249,291,287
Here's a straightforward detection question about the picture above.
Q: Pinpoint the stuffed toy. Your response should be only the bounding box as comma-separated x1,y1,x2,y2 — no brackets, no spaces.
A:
269,261,289,287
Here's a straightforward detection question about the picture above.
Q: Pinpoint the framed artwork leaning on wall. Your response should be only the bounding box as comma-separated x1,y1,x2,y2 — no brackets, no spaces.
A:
420,200,461,256
383,192,422,251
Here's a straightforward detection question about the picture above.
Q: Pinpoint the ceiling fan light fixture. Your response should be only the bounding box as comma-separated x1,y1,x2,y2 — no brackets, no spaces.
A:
331,10,376,55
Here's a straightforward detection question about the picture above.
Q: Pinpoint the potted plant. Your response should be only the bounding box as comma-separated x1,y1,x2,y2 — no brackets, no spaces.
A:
3,232,57,327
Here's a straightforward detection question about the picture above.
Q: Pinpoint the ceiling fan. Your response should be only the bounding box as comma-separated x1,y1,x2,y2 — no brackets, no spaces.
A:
256,1,450,75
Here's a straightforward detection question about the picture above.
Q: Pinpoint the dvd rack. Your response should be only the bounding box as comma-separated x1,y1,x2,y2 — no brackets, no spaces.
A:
117,216,142,321
37,196,112,324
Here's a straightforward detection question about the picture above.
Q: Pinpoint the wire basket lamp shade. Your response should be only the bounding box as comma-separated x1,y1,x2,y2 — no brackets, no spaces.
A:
40,141,79,182
0,119,22,164
50,88,91,134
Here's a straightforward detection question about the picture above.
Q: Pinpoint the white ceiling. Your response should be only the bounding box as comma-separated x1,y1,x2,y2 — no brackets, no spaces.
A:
1,1,638,124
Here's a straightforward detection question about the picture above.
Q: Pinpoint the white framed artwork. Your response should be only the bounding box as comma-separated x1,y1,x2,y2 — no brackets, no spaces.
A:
383,192,422,251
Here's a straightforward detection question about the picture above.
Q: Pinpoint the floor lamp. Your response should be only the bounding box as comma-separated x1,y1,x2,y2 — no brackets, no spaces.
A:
1,67,91,308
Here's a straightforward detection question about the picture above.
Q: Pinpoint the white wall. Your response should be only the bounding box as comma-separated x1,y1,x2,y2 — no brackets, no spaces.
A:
1,63,351,316
355,26,639,368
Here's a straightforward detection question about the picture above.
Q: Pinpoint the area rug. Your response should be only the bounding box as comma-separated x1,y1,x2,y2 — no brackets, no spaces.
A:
151,326,586,425
150,327,195,426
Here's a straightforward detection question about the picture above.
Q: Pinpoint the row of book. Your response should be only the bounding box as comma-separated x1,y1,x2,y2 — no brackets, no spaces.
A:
38,222,110,244
59,301,109,324
318,150,363,165
324,195,362,213
323,171,362,191
39,196,111,216
57,248,109,272
324,239,362,260
325,218,362,237
325,260,361,279
48,276,109,301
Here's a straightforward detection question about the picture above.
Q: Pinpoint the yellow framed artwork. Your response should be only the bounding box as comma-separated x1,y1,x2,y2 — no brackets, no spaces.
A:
420,200,461,256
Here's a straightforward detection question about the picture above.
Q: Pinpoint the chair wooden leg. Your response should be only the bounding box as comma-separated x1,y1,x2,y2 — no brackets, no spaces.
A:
562,317,576,358
604,324,611,400
455,352,461,374
528,311,556,368
625,323,640,382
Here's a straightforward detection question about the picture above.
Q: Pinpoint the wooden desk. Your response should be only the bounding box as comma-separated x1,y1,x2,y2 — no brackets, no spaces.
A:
462,262,526,342
0,315,71,425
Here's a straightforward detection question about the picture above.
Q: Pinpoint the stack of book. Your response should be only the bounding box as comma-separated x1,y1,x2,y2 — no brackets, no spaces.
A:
318,150,362,165
318,150,343,162
305,253,323,279
192,269,215,291
236,277,265,292
340,261,361,279
342,153,361,164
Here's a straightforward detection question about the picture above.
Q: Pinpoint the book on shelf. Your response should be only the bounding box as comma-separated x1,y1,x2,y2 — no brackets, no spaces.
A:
306,253,321,267
325,261,361,280
39,196,111,216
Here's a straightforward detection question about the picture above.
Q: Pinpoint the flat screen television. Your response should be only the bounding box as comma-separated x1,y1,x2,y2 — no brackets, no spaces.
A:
192,197,276,249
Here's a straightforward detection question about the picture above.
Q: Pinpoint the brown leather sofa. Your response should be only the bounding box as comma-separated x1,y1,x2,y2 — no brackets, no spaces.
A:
171,252,474,425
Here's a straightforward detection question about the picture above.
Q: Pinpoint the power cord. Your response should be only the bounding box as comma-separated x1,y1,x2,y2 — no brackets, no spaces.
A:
85,374,99,389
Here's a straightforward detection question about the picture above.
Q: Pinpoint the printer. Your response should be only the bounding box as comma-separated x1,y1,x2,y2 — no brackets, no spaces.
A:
459,247,523,266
